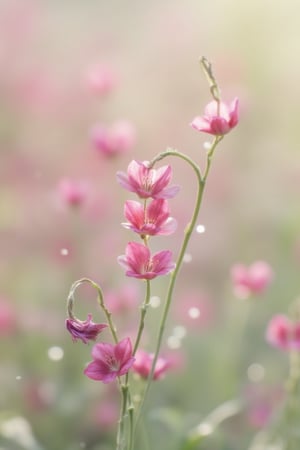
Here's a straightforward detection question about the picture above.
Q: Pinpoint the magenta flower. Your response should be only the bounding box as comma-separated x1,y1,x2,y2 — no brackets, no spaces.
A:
122,199,177,236
118,242,175,280
58,178,88,207
231,261,273,298
191,98,239,136
84,337,135,383
116,160,179,199
266,315,300,351
91,121,136,157
133,350,171,380
66,314,107,344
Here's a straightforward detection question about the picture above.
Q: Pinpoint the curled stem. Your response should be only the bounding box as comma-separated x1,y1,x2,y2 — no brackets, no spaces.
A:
67,277,118,343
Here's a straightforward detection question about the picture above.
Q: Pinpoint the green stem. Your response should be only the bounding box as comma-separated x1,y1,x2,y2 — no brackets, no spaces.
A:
134,139,221,434
125,280,151,450
67,277,118,343
133,280,151,355
116,383,129,450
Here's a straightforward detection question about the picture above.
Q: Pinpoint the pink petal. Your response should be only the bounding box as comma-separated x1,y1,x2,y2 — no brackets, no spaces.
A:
84,360,115,382
124,200,144,228
190,116,212,133
155,184,180,199
114,337,132,363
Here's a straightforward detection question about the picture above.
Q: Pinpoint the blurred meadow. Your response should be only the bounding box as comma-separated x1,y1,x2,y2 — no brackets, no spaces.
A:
1,0,300,449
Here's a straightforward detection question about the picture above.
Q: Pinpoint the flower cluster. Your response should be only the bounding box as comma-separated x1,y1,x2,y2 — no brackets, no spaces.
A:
117,160,178,279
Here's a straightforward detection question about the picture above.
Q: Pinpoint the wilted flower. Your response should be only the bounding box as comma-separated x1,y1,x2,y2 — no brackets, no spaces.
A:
266,314,300,351
231,261,273,298
118,242,175,280
66,314,107,344
84,337,135,383
122,199,177,236
116,160,179,199
91,121,136,157
133,350,171,380
191,98,239,136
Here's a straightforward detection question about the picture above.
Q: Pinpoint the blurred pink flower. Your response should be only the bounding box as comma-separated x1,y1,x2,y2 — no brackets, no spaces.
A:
117,160,179,199
66,314,107,344
118,242,175,280
133,349,171,380
58,178,88,207
0,298,17,335
105,285,140,314
245,384,284,429
91,121,136,157
84,337,135,383
93,399,119,429
85,64,117,96
266,314,300,351
122,199,177,236
231,261,273,298
191,98,239,136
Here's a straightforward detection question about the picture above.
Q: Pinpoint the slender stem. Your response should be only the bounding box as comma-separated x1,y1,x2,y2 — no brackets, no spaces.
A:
133,280,151,355
116,383,129,450
123,279,151,450
134,140,221,432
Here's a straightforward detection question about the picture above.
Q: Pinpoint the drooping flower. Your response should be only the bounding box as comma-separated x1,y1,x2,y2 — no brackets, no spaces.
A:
91,121,136,157
122,199,177,236
231,261,273,298
191,98,239,136
66,314,107,344
133,349,171,380
58,178,88,207
118,242,175,280
116,160,180,199
266,314,300,351
84,337,135,383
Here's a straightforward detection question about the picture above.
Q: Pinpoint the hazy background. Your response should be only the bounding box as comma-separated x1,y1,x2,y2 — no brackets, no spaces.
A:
1,1,300,449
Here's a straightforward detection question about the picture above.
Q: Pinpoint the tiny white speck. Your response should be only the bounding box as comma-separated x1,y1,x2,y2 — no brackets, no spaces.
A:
150,296,161,308
203,141,212,150
188,307,201,319
167,335,181,349
48,346,64,361
196,224,206,234
197,422,213,436
79,443,86,449
247,363,265,382
173,325,187,339
16,376,22,381
60,248,69,256
183,253,192,263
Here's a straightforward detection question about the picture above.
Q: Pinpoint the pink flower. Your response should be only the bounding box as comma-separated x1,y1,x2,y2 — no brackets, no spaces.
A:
266,315,300,351
91,121,136,157
116,160,180,199
66,314,107,344
133,350,171,380
84,337,135,383
122,199,177,236
231,261,273,298
85,64,117,96
118,242,175,280
0,298,17,335
58,178,88,207
191,98,239,136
